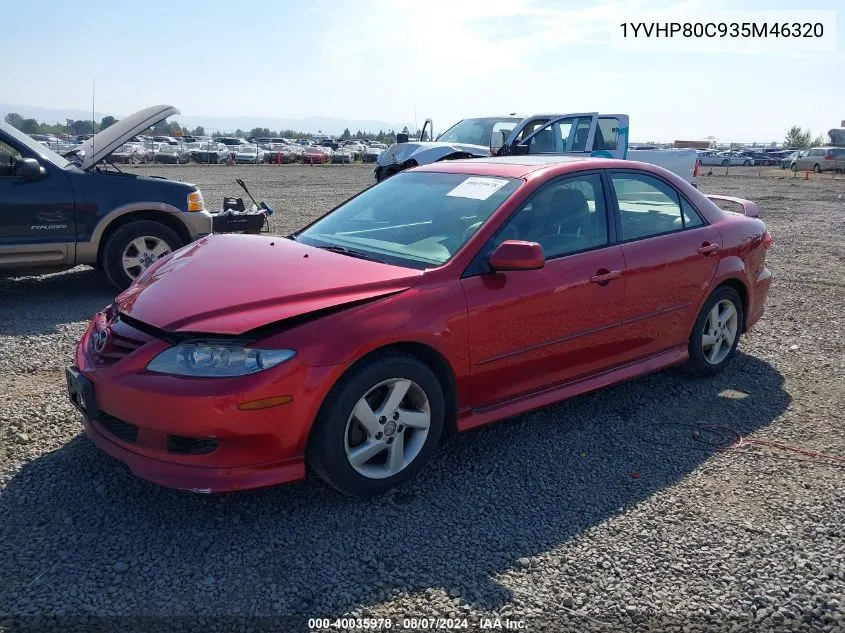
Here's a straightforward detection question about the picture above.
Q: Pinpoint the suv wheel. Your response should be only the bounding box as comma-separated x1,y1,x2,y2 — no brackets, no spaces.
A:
813,164,821,173
102,220,182,291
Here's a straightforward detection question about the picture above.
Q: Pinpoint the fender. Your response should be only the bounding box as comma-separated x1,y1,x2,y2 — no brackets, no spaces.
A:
694,255,752,329
76,202,186,263
257,280,472,400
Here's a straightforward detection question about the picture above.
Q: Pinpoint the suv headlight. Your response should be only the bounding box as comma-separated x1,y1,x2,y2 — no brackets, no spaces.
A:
147,340,295,377
187,189,205,212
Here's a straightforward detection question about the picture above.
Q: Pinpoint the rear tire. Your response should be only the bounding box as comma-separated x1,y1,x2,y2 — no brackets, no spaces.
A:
101,220,183,291
721,159,729,167
307,352,445,498
685,286,744,377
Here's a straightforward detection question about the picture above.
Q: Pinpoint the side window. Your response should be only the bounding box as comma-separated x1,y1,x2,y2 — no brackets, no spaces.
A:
680,197,704,228
0,141,22,177
596,118,619,151
611,173,684,240
514,119,549,143
492,173,608,259
527,116,593,154
570,117,592,151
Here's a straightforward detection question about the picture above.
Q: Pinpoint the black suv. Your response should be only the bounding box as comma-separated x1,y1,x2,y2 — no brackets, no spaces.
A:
0,105,212,290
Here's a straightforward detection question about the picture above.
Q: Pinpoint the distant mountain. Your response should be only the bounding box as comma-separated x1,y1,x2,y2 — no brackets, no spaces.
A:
0,103,414,136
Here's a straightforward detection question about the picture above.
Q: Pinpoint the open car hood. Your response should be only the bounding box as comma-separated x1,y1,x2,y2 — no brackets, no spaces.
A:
115,234,423,335
75,105,180,170
376,141,492,168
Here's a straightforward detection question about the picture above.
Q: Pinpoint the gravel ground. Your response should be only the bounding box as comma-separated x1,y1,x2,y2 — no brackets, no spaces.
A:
1,165,843,633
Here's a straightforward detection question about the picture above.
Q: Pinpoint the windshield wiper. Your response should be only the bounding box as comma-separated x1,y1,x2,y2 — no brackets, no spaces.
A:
317,244,387,263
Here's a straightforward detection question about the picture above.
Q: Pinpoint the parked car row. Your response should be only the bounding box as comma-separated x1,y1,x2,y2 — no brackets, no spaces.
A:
99,135,390,165
695,146,844,171
784,147,845,173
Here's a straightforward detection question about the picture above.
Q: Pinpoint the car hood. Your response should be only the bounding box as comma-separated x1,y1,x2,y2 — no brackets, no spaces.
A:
75,105,180,170
114,234,423,335
376,141,491,167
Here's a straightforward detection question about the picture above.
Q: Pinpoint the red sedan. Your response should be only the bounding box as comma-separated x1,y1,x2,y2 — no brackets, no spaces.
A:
67,156,772,497
302,146,329,164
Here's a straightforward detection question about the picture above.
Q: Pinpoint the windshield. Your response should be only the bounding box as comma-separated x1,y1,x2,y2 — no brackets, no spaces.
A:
295,171,521,269
0,121,73,168
436,117,521,148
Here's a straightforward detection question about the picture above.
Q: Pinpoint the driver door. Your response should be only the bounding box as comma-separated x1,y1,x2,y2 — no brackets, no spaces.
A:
511,113,629,159
0,138,76,270
460,171,627,409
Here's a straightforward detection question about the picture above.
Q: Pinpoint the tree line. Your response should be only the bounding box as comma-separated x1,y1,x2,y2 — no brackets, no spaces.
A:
4,112,416,143
783,125,828,150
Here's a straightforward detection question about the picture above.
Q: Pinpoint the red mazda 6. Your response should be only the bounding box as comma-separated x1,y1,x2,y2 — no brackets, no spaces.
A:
67,156,772,496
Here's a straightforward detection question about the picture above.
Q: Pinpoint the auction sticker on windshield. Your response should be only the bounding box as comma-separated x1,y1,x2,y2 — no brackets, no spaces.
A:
447,177,510,201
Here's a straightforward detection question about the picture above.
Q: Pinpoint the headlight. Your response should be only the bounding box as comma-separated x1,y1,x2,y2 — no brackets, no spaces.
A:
147,340,295,377
187,189,205,212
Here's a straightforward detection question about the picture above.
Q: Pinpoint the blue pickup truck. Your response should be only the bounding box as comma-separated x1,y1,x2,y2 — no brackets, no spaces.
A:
0,105,212,290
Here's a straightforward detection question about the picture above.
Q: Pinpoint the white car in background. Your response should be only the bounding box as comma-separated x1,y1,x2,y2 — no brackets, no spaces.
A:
235,145,266,164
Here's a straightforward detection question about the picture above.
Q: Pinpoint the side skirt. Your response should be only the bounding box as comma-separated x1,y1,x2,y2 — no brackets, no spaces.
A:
457,345,689,433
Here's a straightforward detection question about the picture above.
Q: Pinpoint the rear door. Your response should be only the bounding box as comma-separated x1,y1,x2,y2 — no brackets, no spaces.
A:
0,137,76,270
606,169,722,362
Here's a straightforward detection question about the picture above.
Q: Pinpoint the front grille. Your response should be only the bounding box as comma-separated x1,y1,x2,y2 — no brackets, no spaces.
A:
98,413,138,444
93,318,151,365
167,435,218,455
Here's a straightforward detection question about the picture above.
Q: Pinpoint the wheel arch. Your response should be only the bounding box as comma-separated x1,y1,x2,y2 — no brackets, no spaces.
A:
316,341,460,438
710,277,750,332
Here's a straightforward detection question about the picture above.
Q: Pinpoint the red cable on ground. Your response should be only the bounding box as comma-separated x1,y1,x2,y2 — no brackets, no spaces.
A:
637,422,845,466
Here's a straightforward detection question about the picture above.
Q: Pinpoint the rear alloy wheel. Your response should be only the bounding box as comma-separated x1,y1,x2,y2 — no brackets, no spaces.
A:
308,353,444,497
102,220,182,291
685,287,744,376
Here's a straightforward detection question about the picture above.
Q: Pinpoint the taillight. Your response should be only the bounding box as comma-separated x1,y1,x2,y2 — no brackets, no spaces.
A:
694,159,700,177
824,155,835,160
763,230,773,249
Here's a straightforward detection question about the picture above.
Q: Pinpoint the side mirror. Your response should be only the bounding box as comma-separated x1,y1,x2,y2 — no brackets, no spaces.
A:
511,141,530,156
15,158,46,180
396,133,409,144
489,240,545,272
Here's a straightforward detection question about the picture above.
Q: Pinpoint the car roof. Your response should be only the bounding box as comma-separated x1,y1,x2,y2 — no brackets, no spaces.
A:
415,155,618,178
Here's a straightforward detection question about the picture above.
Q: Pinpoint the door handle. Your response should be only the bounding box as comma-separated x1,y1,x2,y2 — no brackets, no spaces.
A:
697,242,720,256
590,269,622,285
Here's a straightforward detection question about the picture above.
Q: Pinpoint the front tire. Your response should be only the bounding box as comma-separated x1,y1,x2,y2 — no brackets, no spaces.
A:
101,220,182,291
307,352,445,498
721,159,729,167
813,164,821,173
685,286,744,377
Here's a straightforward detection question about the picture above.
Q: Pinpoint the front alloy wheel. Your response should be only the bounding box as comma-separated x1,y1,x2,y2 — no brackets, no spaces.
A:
344,378,431,479
308,352,445,497
121,236,172,279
